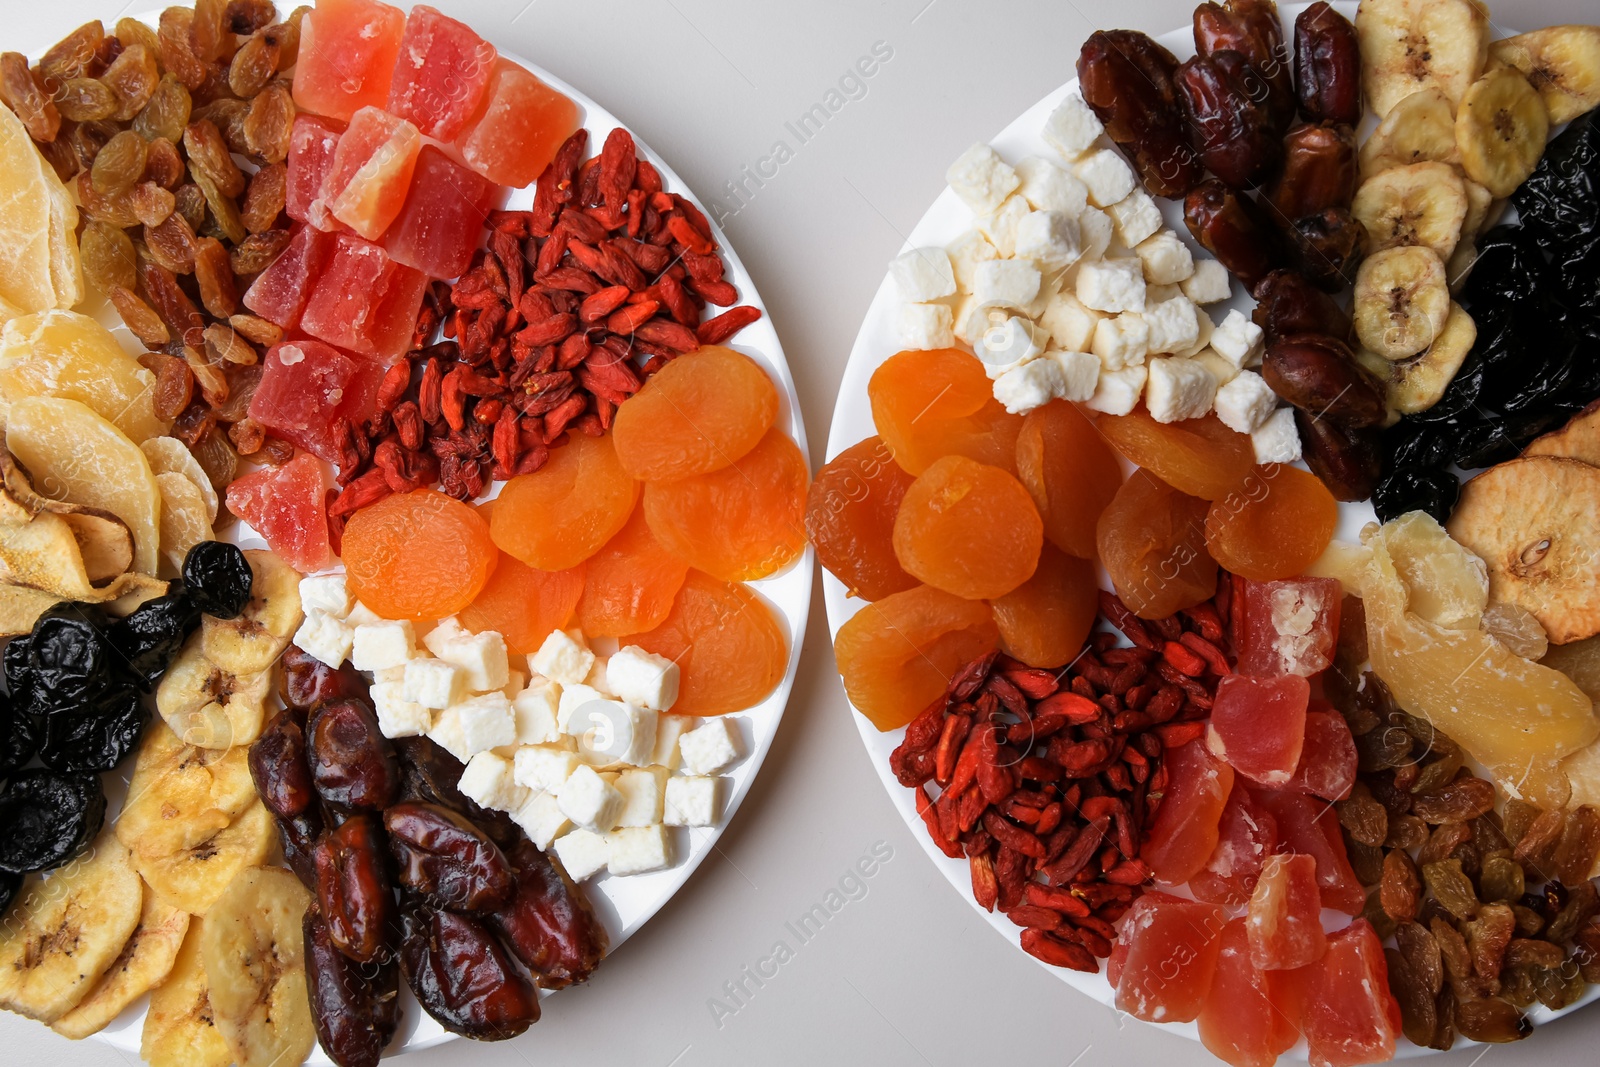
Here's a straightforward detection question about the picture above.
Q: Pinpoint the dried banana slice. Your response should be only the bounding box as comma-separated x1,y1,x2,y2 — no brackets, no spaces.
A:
135,802,275,916
117,718,259,861
1354,245,1453,360
1525,399,1600,466
1489,25,1600,125
201,866,316,1067
1456,67,1550,197
1386,302,1477,414
157,632,272,750
1461,177,1495,236
1352,161,1469,261
201,548,302,675
141,920,234,1067
1356,0,1490,117
52,893,191,1039
1359,87,1461,179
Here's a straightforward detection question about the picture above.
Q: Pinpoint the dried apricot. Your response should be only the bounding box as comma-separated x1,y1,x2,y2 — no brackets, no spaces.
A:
629,570,787,716
458,553,585,656
1205,464,1339,581
575,504,689,638
612,345,779,481
344,488,498,620
806,435,917,601
1098,408,1256,500
1014,400,1124,559
1096,469,1218,620
834,584,1000,731
643,428,808,582
491,431,639,571
990,544,1097,668
893,456,1042,600
869,348,1022,475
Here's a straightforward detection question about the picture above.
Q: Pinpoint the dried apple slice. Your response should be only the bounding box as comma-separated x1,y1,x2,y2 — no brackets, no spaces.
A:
5,397,162,573
1447,456,1600,645
1523,399,1600,466
0,311,166,442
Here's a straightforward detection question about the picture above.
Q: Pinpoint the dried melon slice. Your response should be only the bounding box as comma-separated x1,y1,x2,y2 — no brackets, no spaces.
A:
0,311,166,442
1523,398,1600,466
1363,513,1598,808
1447,456,1600,644
142,438,218,523
6,397,162,573
0,101,77,319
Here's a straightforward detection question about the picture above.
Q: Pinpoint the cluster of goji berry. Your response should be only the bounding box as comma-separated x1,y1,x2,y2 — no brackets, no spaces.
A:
889,588,1234,973
326,126,762,528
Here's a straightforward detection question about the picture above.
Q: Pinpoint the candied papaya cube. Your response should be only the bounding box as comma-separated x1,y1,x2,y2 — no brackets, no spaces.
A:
225,453,333,574
242,224,335,329
1198,918,1304,1067
454,58,581,189
248,339,360,462
1142,739,1234,885
1114,891,1225,1023
1189,779,1278,908
1257,787,1366,915
1248,854,1328,970
384,146,502,279
298,232,427,361
316,106,420,240
387,5,497,140
1236,576,1342,677
291,0,407,123
1285,707,1357,802
1302,921,1401,1067
1206,673,1311,787
286,113,346,229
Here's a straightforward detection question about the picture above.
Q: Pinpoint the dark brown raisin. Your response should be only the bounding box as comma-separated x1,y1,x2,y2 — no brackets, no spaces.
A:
1382,849,1422,922
1454,997,1529,1043
139,352,195,423
110,286,170,346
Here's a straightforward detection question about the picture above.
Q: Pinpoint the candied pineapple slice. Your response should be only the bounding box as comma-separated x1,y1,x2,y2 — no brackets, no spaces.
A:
1384,510,1488,629
1363,514,1597,808
5,397,162,574
0,311,166,442
0,101,78,320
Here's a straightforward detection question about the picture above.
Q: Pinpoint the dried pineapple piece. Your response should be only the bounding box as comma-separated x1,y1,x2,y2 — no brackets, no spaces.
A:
0,98,79,320
1384,509,1488,628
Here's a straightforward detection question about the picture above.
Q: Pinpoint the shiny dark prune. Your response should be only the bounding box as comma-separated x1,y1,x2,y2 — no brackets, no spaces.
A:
1252,269,1351,344
1077,30,1203,199
1511,113,1598,260
314,814,396,965
108,592,201,688
0,769,105,873
1294,2,1362,125
0,870,19,919
385,802,514,912
392,736,520,846
25,604,114,714
1295,410,1382,501
305,907,401,1067
4,634,33,707
1284,207,1367,291
308,698,399,812
1374,467,1460,524
280,645,366,712
1184,180,1284,289
399,899,540,1041
250,706,321,825
487,839,608,989
1464,225,1554,308
181,540,253,619
1193,0,1296,133
0,693,37,780
1263,333,1388,428
1266,122,1357,218
1175,52,1282,189
37,684,146,773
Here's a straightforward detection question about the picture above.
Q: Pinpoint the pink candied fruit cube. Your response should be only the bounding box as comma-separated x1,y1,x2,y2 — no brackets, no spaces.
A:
1236,576,1342,678
1198,918,1306,1067
1302,921,1402,1067
314,106,420,240
286,114,346,230
1207,673,1311,787
1257,787,1366,916
454,58,581,189
225,452,333,574
384,146,502,279
1114,891,1226,1023
242,224,335,329
1142,739,1235,886
248,340,360,462
1189,779,1279,908
387,5,497,140
1285,706,1358,802
291,0,407,123
299,232,427,361
1247,853,1328,971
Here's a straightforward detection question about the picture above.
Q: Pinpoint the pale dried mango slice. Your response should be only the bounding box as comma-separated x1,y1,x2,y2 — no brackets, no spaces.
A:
1524,398,1600,467
155,471,213,577
0,311,165,442
0,102,58,319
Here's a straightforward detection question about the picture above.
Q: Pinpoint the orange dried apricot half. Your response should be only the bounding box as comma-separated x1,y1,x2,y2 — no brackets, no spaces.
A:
892,455,1042,601
575,504,690,638
1015,400,1125,559
612,345,779,481
628,570,788,716
834,584,1000,731
1098,408,1255,500
1205,464,1339,581
806,435,918,601
644,427,808,582
344,488,498,620
491,431,639,571
1096,469,1218,620
991,544,1098,668
869,348,1022,475
459,553,586,655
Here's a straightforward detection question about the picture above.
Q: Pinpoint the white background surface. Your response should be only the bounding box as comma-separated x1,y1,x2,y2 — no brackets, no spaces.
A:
8,2,1599,1066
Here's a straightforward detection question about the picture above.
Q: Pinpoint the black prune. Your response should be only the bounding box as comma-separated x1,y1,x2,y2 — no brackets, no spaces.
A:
0,770,106,873
0,870,19,920
1512,113,1598,260
486,839,608,989
25,604,114,713
37,685,146,773
4,634,33,707
108,592,201,689
181,540,253,619
0,693,37,780
399,898,540,1041
1374,467,1460,524
305,907,401,1067
309,698,399,812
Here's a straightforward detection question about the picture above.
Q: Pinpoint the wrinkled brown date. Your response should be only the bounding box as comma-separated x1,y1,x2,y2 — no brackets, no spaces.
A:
1077,30,1203,198
1263,333,1388,427
1184,179,1284,288
393,736,521,846
281,644,365,711
486,839,609,989
1252,268,1351,342
385,802,515,911
1295,408,1383,501
314,814,396,965
1175,52,1283,189
279,815,321,889
1295,1,1363,125
305,907,401,1067
400,899,540,1041
250,706,322,824
1267,122,1357,218
1193,0,1296,133
1285,206,1368,290
309,698,400,812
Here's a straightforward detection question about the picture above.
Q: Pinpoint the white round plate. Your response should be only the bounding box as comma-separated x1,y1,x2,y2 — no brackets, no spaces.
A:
74,13,812,1062
825,2,1594,1058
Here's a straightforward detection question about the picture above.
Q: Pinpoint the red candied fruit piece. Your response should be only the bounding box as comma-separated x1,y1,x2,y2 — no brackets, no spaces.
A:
1248,853,1328,970
387,5,498,141
242,224,335,329
1114,891,1226,1023
285,114,346,229
1143,739,1235,886
454,58,581,189
299,232,428,361
1285,706,1357,801
1206,673,1311,787
314,106,420,240
248,340,359,462
384,146,503,279
1257,787,1366,915
1235,576,1342,678
291,0,406,123
1302,921,1401,1067
225,453,332,573
1190,779,1279,908
1198,918,1306,1067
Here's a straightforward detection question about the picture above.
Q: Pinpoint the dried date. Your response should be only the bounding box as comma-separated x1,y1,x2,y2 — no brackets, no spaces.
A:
392,736,521,846
305,907,400,1067
1175,52,1282,190
399,899,540,1041
1263,333,1387,427
314,814,396,965
1284,207,1367,291
385,802,514,911
1193,0,1296,133
1268,123,1358,219
249,705,321,826
1184,179,1284,288
486,839,609,989
308,697,400,812
1252,268,1351,343
1076,30,1202,198
1295,408,1383,501
1294,1,1363,125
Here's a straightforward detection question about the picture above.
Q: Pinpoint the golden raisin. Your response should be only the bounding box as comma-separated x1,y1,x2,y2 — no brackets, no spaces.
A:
90,129,146,195
184,119,245,198
110,286,170,347
56,77,118,122
242,81,295,164
100,42,158,121
194,239,239,318
38,21,104,84
134,74,191,142
143,212,199,275
228,31,280,98
0,53,60,142
129,182,176,228
142,136,185,189
241,162,286,233
80,221,138,294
